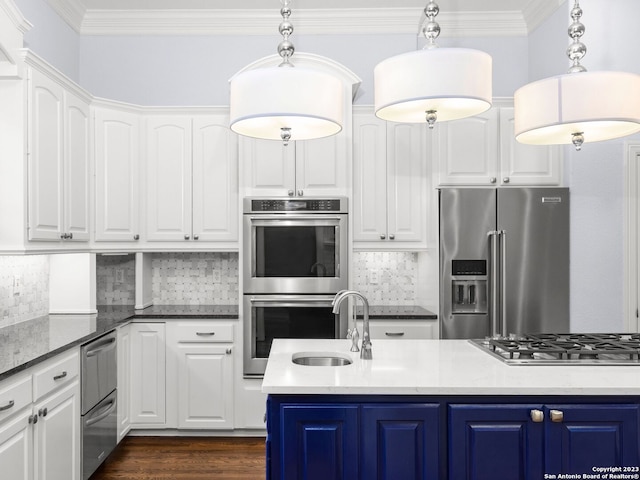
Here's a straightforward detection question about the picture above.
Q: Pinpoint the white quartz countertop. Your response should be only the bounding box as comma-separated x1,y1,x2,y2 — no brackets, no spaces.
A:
262,339,640,395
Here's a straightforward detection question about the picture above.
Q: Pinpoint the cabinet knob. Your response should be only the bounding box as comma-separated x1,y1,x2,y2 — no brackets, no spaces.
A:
550,409,564,423
194,235,199,240
226,348,232,355
489,177,497,184
68,233,73,240
297,190,304,197
288,190,294,197
503,177,510,184
38,407,48,417
184,234,190,240
28,414,38,425
133,234,140,240
530,409,544,423
380,234,386,240
60,233,68,240
389,234,395,240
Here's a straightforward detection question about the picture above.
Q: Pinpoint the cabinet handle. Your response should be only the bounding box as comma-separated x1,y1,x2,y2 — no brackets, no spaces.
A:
389,234,395,240
530,409,544,423
38,407,48,417
196,332,216,336
60,233,68,240
550,409,564,423
0,400,14,412
380,234,386,240
503,177,510,184
288,190,294,197
28,414,38,424
53,371,67,381
226,348,232,355
184,234,190,240
193,234,199,240
68,233,73,240
297,190,304,197
133,234,140,240
489,177,497,184
385,332,405,337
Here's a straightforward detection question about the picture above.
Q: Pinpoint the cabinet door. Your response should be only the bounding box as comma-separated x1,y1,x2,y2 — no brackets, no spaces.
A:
352,112,388,243
436,108,499,186
241,137,295,196
544,404,640,474
0,409,33,480
63,91,90,242
94,107,140,242
145,116,192,241
387,122,427,245
499,108,562,186
33,381,80,480
28,69,64,241
279,404,359,480
116,324,131,442
174,344,234,429
367,320,438,340
361,404,440,480
192,116,238,242
130,323,166,426
448,404,544,480
295,133,348,196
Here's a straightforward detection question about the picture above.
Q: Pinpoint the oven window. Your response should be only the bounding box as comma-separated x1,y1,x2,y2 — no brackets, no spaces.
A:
254,306,336,358
255,226,337,277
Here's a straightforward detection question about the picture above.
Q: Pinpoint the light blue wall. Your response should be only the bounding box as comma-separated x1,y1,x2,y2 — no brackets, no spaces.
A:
79,33,528,106
14,0,80,81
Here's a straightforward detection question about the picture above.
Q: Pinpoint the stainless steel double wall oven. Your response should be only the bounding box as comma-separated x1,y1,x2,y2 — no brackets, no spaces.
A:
243,197,349,377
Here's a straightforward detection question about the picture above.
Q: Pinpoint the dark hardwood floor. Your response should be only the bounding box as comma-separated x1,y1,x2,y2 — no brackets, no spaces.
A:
90,436,267,480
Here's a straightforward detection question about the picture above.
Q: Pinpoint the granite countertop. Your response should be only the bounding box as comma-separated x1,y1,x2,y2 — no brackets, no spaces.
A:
0,304,238,381
262,338,640,396
356,305,437,319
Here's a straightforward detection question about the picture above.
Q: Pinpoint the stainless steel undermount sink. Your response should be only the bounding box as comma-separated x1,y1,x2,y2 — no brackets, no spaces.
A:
291,352,353,367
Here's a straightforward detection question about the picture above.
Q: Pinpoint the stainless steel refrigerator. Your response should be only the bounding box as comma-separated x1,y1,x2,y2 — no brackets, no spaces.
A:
439,187,569,339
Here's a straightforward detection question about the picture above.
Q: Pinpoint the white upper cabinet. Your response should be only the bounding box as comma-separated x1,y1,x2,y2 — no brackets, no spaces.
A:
435,105,562,186
352,109,428,250
94,105,140,243
28,67,90,243
145,112,238,248
241,132,349,197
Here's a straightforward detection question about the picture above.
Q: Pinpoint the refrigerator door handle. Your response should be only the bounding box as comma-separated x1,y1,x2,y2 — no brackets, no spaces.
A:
487,230,500,338
499,230,507,338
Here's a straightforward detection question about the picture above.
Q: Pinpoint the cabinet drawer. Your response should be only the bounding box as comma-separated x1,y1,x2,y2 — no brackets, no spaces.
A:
171,322,234,343
368,321,432,340
33,349,79,401
0,374,32,422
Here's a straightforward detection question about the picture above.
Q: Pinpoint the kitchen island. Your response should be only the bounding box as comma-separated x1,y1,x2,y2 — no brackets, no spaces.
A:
262,339,640,480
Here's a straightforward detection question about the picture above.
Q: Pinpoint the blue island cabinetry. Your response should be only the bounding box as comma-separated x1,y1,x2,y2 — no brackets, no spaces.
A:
266,395,640,480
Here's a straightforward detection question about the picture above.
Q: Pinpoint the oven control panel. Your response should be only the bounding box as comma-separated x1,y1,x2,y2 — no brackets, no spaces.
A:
245,197,347,213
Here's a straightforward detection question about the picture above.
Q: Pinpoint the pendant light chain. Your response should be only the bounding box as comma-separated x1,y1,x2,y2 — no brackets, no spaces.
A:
277,0,295,67
567,0,587,150
421,1,441,50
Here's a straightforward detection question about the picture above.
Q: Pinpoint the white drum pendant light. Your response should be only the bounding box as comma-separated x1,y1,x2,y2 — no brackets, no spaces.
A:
229,0,343,144
374,1,492,127
514,1,640,150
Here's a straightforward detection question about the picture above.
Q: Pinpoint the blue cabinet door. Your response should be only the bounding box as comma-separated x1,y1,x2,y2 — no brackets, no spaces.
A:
448,404,544,480
544,404,640,474
361,404,441,480
279,404,359,480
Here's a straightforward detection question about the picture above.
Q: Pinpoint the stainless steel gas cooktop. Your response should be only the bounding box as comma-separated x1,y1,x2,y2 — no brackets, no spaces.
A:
469,333,640,365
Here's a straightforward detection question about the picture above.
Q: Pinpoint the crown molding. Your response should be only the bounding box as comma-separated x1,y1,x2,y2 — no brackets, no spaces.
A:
78,8,529,37
1,0,32,34
44,0,85,33
523,0,566,33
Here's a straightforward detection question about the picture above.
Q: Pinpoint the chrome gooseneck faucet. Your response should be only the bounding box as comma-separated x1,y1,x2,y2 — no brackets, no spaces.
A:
332,290,372,360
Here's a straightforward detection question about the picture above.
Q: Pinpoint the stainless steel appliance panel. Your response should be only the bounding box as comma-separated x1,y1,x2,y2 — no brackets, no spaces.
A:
439,188,495,339
82,389,117,480
81,331,117,415
498,188,570,334
243,294,348,377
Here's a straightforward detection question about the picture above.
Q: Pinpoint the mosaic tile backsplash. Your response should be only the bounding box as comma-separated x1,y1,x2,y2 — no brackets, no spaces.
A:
96,254,136,306
352,252,419,305
0,256,50,328
151,252,239,305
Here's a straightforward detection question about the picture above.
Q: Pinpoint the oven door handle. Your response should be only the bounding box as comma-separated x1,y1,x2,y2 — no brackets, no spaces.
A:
247,216,344,224
249,296,335,308
85,396,117,427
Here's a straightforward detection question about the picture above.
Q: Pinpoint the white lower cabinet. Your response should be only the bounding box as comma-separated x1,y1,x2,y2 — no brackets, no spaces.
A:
166,321,234,430
130,322,166,427
116,323,131,441
0,349,80,480
364,319,439,340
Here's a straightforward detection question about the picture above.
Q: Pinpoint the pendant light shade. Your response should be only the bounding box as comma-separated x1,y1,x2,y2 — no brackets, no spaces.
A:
375,47,492,124
514,0,640,150
228,0,344,144
230,66,343,141
514,70,640,146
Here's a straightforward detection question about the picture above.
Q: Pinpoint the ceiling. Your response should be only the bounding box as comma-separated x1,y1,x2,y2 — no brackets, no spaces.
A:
45,0,566,36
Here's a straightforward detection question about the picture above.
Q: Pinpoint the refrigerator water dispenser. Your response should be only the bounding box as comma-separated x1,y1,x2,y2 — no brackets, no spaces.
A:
451,260,487,314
